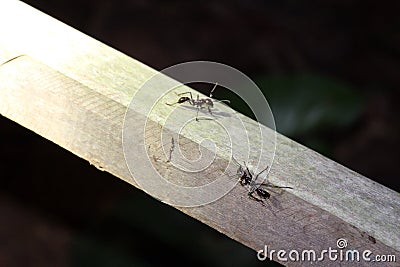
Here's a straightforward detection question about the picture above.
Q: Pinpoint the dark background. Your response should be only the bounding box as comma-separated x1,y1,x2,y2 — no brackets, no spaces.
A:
0,0,399,266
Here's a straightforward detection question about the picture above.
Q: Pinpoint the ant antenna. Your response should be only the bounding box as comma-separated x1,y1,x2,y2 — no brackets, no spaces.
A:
243,160,250,171
231,156,248,169
231,156,240,166
210,82,218,98
210,82,231,104
255,165,270,180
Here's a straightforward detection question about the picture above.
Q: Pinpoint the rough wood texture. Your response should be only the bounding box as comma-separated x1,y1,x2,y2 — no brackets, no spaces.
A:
0,1,399,266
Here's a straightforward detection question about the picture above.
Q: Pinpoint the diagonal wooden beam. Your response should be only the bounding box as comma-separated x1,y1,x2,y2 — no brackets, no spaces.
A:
0,1,398,266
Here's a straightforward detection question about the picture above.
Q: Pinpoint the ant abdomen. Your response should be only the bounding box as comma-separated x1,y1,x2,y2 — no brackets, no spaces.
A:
177,97,190,104
256,188,271,199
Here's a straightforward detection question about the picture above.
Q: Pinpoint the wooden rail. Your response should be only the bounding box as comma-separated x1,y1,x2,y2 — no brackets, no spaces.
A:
0,1,399,266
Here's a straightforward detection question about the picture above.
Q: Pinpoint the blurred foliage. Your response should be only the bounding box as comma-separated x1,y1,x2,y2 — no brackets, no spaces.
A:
223,74,365,155
257,75,365,137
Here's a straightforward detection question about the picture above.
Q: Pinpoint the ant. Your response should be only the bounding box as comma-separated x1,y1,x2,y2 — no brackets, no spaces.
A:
166,83,230,121
232,157,293,206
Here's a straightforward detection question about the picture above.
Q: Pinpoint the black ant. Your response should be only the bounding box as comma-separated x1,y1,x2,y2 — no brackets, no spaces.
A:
166,83,230,121
232,157,293,206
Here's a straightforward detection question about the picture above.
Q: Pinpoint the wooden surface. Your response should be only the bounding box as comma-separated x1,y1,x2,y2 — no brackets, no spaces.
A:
0,1,399,266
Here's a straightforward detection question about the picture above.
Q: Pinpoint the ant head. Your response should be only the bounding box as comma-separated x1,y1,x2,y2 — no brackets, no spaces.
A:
177,97,190,103
204,98,213,107
237,166,246,185
237,165,245,177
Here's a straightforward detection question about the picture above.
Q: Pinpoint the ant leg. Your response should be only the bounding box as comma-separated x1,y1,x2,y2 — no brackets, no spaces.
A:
255,166,269,181
215,99,231,105
195,107,214,121
207,106,216,117
261,182,293,190
178,92,194,100
195,106,200,121
269,185,293,189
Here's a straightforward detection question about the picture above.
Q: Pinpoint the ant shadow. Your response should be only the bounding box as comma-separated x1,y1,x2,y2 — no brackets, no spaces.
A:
267,188,285,210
